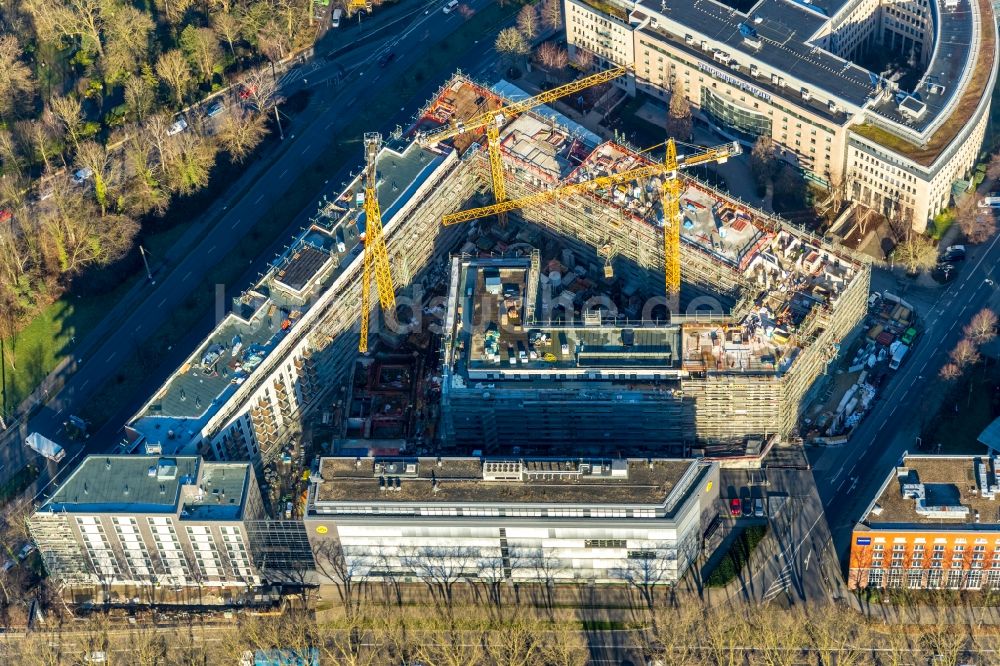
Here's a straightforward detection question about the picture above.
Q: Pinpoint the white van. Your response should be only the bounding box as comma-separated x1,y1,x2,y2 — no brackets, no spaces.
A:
443,0,459,13
331,8,343,27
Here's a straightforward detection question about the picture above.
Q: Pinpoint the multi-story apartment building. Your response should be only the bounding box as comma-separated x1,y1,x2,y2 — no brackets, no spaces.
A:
305,456,720,586
29,455,265,601
850,454,1000,590
565,0,998,231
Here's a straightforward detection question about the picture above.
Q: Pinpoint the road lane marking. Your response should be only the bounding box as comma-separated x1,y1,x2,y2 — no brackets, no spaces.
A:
254,193,265,204
106,351,117,362
231,218,242,229
80,380,89,389
279,168,288,179
158,298,167,308
182,271,192,282
207,245,216,255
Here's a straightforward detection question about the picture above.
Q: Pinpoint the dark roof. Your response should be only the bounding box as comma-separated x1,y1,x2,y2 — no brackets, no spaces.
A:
275,246,332,293
636,0,875,107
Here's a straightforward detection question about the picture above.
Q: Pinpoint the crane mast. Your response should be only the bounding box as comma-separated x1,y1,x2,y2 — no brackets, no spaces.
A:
359,132,397,353
418,67,627,220
440,140,740,301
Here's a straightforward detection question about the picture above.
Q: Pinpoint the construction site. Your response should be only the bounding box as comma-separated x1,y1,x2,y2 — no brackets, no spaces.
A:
127,70,871,468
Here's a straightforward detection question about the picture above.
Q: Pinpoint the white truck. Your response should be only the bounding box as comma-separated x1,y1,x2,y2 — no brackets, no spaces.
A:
25,432,65,462
888,342,909,370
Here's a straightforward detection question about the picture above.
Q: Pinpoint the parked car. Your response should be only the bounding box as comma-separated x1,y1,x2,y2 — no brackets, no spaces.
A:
741,492,753,517
205,101,225,118
72,167,94,185
17,543,36,560
940,244,966,262
378,52,397,68
729,498,742,517
83,652,108,664
167,118,188,136
443,0,458,12
1,559,14,572
0,209,11,224
754,498,764,518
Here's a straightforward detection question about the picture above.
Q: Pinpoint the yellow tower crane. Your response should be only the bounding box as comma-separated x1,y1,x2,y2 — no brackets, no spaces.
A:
418,66,627,222
441,139,741,298
359,132,396,353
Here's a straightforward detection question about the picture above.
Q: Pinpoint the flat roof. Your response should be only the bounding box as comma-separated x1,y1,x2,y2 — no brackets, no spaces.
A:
314,456,698,505
41,455,199,514
130,140,448,447
274,245,332,293
633,0,875,107
182,463,252,520
862,455,1000,528
38,455,252,519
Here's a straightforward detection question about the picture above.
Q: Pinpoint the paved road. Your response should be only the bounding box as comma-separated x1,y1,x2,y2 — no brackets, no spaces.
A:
0,0,508,499
812,231,1000,565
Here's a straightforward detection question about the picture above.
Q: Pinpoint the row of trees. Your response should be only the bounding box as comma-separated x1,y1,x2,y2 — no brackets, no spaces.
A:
494,0,565,72
0,0,318,363
3,596,997,666
939,307,997,382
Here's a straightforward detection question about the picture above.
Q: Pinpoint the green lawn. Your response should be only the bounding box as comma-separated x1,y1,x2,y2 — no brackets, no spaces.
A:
705,524,767,587
922,359,999,455
0,464,39,504
1,274,136,416
78,2,523,428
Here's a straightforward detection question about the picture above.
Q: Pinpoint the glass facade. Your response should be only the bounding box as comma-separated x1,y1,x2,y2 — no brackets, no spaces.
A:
700,87,772,143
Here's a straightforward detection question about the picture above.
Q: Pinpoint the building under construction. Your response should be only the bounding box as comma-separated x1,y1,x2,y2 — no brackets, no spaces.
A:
429,77,871,452
127,73,869,463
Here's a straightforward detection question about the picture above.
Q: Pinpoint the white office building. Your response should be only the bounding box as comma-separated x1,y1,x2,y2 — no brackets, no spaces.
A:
305,456,720,586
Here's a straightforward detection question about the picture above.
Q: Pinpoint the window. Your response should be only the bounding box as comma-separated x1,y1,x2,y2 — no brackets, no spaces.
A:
867,568,884,587
628,550,656,560
585,539,626,549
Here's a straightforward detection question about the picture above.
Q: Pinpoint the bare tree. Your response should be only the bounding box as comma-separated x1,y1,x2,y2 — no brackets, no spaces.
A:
156,49,193,107
964,308,998,345
495,27,530,70
180,25,224,82
102,5,154,83
162,132,216,195
572,45,594,71
666,79,692,141
403,545,475,615
39,177,138,274
750,134,778,190
517,5,538,41
74,140,121,215
481,615,544,666
536,41,569,71
218,109,268,162
49,95,85,149
950,338,981,370
123,74,156,123
939,362,962,382
16,116,60,172
0,35,34,121
611,551,671,614
214,11,243,57
986,151,1000,185
958,204,997,243
541,0,563,30
893,233,938,274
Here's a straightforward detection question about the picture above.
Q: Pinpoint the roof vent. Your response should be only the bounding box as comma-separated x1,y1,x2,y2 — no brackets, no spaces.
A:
123,484,129,496
105,458,112,470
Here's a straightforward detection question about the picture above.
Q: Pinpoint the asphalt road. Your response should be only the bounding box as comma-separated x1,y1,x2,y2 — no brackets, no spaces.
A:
0,0,507,500
812,231,1000,565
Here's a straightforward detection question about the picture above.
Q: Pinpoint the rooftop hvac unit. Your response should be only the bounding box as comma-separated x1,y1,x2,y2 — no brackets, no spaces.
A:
801,88,812,101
